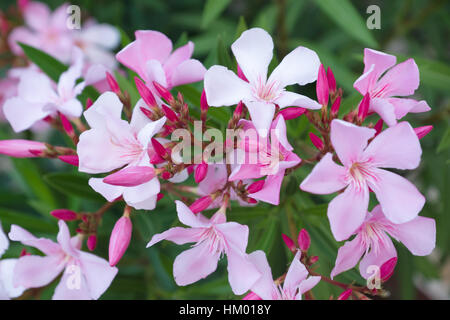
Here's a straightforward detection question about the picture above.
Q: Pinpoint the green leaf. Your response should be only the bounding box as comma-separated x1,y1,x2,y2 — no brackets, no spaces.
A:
235,16,248,39
201,0,231,28
314,0,378,48
0,208,57,234
43,172,104,201
437,125,450,153
216,35,234,70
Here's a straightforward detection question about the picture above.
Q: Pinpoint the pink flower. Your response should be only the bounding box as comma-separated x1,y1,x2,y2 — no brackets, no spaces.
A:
354,48,430,126
300,119,425,241
204,28,321,137
229,115,301,205
331,205,435,279
9,220,117,300
77,91,167,210
3,49,85,132
146,201,261,294
8,2,73,62
247,251,320,300
116,30,206,90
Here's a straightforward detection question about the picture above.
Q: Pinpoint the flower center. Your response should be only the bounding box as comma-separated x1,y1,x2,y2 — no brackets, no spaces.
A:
253,76,281,102
198,226,227,256
360,221,389,256
347,161,376,191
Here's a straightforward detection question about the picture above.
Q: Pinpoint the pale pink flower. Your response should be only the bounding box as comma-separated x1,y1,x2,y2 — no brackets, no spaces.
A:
8,2,73,62
300,119,425,241
354,48,430,126
77,91,167,210
246,251,320,300
0,77,19,120
9,220,117,300
3,49,85,132
147,201,261,294
331,205,435,279
229,115,301,205
116,30,206,90
204,28,321,137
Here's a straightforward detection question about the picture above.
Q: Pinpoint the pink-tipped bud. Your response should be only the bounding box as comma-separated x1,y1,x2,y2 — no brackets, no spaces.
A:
50,209,78,221
309,256,319,264
282,234,296,252
59,113,74,137
246,198,258,204
0,139,46,158
140,107,154,120
194,162,208,183
151,138,169,159
242,292,262,300
85,98,93,110
153,81,174,104
337,289,352,300
358,93,371,120
316,64,329,106
327,67,336,93
87,234,97,251
106,72,120,94
298,229,311,251
161,170,173,180
135,77,157,107
374,119,383,136
278,107,306,120
247,180,265,194
233,101,244,119
189,196,212,214
331,96,341,116
103,166,156,187
237,64,248,82
414,125,433,140
109,216,132,266
187,165,195,175
380,257,397,282
200,89,209,121
161,105,179,122
157,193,164,201
309,132,324,150
58,155,79,166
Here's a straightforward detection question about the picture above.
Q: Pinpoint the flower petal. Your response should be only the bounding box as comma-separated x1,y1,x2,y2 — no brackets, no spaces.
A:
245,100,276,138
248,250,275,300
275,91,321,109
8,225,61,256
227,248,261,295
175,200,209,228
169,59,206,88
14,255,65,289
376,58,419,97
331,234,365,278
83,92,123,128
359,238,397,279
369,97,397,127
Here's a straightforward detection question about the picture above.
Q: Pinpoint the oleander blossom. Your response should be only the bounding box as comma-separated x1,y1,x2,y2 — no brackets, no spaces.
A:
300,119,425,241
204,27,321,137
331,205,435,279
354,48,430,126
147,201,261,294
9,220,118,300
245,251,320,300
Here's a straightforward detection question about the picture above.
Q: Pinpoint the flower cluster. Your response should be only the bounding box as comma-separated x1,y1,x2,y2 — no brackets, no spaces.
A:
0,1,436,300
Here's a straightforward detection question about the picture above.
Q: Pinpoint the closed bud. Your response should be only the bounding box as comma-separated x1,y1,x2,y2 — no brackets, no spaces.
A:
233,101,244,120
330,96,341,116
58,155,79,166
357,93,371,121
380,257,397,282
140,107,154,120
337,289,352,300
87,234,97,251
200,89,209,122
316,64,329,106
161,170,173,180
0,139,46,158
153,81,174,104
374,119,383,136
157,193,165,201
59,113,74,137
161,105,179,123
298,229,311,251
103,166,156,187
247,180,265,194
106,72,120,95
309,256,319,264
189,196,212,214
327,67,336,93
246,197,257,204
109,215,132,266
151,138,169,159
135,77,157,107
414,125,433,140
194,162,208,183
50,209,78,221
278,107,306,120
309,132,324,151
282,234,296,252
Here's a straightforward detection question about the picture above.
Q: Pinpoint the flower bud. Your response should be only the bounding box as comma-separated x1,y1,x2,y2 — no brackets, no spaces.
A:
374,119,383,136
103,166,156,187
87,234,97,251
380,257,397,282
135,77,157,108
309,256,319,264
153,81,174,104
106,72,120,95
157,193,165,201
59,113,74,137
316,64,329,106
298,229,311,251
151,138,169,159
233,101,244,121
337,289,352,300
58,155,79,166
194,162,208,183
282,234,296,252
247,180,265,194
0,139,46,158
278,107,306,120
189,196,212,214
414,125,433,140
109,215,132,266
200,89,209,122
327,67,336,93
357,93,371,121
50,209,78,221
309,132,324,151
330,96,341,116
161,105,179,123
140,107,154,120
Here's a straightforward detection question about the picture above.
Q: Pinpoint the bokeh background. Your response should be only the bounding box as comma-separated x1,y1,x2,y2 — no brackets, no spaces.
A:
0,0,449,299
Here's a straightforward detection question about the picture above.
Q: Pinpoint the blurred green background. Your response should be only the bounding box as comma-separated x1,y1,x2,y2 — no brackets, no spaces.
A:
0,0,449,299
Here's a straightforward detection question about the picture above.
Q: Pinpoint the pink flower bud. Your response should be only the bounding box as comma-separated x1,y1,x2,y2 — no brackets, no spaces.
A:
298,229,311,251
200,89,209,122
187,165,195,175
316,64,329,106
140,107,154,120
309,256,319,264
237,64,248,82
59,113,74,137
330,96,341,116
380,257,397,282
309,132,324,150
106,72,120,94
109,216,132,266
194,162,208,183
50,209,78,221
242,292,262,300
18,0,29,12
246,198,257,204
151,138,169,159
135,77,156,107
161,105,179,122
153,81,174,104
282,234,296,252
103,166,156,187
149,152,165,164
278,107,306,120
337,289,352,300
0,139,46,158
58,155,79,166
161,170,173,180
233,101,244,119
357,93,371,121
414,125,433,140
327,67,336,93
374,119,383,136
87,234,97,251
189,196,212,214
247,180,265,194
157,193,164,201
85,98,93,110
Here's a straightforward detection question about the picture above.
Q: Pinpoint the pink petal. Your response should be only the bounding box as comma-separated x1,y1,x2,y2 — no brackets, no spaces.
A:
331,234,365,278
83,92,123,128
364,121,422,170
23,2,50,31
248,172,285,205
275,91,321,110
52,263,91,300
369,169,425,224
147,227,203,247
369,97,397,127
327,184,369,241
330,119,376,166
283,252,309,296
300,153,347,194
103,166,156,187
175,200,208,228
7,27,38,55
247,250,275,300
245,100,276,138
136,116,166,146
362,48,396,82
376,58,419,98
8,225,61,256
57,220,79,258
388,98,431,119
231,28,273,84
169,59,206,88
298,276,321,295
145,59,167,87
14,255,65,288
164,41,194,76
359,237,397,279
122,177,160,209
216,222,250,253
3,98,48,133
227,248,261,295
